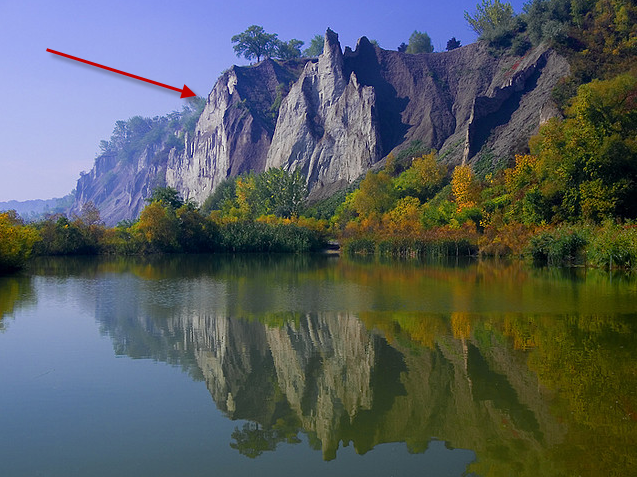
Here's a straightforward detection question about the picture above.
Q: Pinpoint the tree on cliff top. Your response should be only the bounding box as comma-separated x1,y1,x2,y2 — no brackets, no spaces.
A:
232,25,279,62
275,39,304,60
406,31,434,54
464,0,515,37
303,34,324,57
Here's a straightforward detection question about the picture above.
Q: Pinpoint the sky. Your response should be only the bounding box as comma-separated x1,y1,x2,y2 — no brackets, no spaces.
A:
0,0,527,202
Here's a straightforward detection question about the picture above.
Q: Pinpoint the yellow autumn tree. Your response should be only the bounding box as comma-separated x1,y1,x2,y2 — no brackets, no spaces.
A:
383,196,423,237
135,202,179,251
395,152,447,201
0,212,40,271
351,171,396,218
232,176,259,220
451,164,480,212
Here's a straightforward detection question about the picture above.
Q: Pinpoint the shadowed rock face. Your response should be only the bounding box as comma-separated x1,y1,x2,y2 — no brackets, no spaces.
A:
74,29,569,223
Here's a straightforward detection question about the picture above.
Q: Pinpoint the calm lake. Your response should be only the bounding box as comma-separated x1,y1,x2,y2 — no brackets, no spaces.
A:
1,254,636,476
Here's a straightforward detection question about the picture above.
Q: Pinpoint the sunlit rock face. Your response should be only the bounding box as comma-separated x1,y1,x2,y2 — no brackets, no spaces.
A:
166,59,308,206
265,31,382,196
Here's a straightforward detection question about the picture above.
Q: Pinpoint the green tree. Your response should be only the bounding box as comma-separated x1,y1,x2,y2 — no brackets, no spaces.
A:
146,186,185,210
231,25,279,62
406,31,434,54
303,34,324,57
446,37,462,50
351,171,396,217
522,0,572,46
200,177,237,215
255,167,307,218
275,39,304,60
464,0,516,37
394,153,447,201
176,203,218,252
534,74,637,221
230,423,277,458
135,202,179,251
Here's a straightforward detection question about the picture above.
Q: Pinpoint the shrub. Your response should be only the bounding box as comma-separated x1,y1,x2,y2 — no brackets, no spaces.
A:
0,212,40,272
342,238,376,255
588,222,637,270
526,225,589,266
220,221,324,253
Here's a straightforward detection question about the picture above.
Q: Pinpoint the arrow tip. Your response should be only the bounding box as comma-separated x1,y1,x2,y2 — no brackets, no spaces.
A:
181,85,196,98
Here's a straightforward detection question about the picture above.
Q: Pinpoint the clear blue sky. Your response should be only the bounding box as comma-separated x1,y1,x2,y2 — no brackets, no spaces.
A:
0,0,526,202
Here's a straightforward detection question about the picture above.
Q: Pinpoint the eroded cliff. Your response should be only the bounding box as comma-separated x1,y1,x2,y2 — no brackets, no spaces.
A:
74,29,569,223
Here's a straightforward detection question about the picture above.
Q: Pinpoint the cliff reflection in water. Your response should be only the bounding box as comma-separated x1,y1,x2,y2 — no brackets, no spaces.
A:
31,255,637,476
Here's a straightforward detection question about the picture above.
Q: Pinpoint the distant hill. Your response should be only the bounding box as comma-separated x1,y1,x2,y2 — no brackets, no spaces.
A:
0,194,74,221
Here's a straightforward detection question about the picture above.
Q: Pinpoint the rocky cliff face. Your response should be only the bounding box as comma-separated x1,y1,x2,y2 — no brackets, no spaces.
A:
74,30,569,223
264,30,382,195
166,59,309,205
73,144,168,225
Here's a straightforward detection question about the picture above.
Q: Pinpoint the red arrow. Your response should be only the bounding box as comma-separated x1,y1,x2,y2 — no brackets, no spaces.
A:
46,48,196,98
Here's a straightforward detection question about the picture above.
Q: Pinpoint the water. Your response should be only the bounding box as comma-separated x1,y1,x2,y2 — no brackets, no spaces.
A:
1,255,636,476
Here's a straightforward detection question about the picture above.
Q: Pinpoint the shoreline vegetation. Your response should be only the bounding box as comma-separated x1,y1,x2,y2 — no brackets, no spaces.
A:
2,0,636,274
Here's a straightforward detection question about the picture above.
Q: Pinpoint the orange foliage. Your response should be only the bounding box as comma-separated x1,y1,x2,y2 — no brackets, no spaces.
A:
479,222,540,257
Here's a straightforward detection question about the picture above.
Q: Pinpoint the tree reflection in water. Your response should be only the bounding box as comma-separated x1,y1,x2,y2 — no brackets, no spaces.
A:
24,255,637,476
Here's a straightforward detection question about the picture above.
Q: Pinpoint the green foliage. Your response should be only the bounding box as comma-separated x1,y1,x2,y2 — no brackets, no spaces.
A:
526,225,589,266
32,213,103,256
0,212,40,272
406,31,434,54
394,153,447,202
146,186,185,210
303,34,324,57
522,0,572,46
255,167,308,218
220,221,322,253
231,25,279,62
99,102,203,165
230,420,301,459
446,37,462,51
464,0,516,37
587,221,637,270
351,171,396,217
421,186,456,228
206,168,307,220
182,97,206,135
275,39,304,60
303,189,348,221
533,74,637,222
176,204,219,253
200,177,237,216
